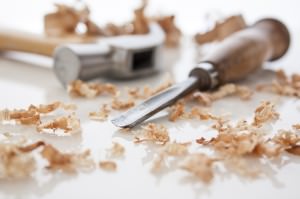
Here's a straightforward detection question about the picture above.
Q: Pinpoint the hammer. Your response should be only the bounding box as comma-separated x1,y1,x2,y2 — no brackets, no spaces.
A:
0,23,165,86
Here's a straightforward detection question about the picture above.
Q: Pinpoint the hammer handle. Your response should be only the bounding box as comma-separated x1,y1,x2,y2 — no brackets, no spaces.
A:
0,29,59,56
200,18,290,84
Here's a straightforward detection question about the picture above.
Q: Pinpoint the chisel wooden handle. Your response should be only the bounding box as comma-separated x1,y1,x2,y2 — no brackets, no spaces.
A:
191,18,290,86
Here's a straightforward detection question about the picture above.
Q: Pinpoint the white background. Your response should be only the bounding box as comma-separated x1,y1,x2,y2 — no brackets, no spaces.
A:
0,0,300,199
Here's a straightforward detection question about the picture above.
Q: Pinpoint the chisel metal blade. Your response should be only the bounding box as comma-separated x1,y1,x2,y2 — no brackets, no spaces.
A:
111,76,200,128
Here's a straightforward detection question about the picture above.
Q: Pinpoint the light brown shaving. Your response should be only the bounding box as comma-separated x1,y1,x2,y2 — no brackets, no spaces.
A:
195,15,246,45
68,80,118,98
180,153,217,183
256,70,300,97
99,160,117,171
41,144,94,173
134,123,170,145
89,104,110,121
37,114,81,134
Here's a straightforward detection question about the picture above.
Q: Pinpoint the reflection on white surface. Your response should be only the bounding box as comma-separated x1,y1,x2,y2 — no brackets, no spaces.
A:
0,0,300,199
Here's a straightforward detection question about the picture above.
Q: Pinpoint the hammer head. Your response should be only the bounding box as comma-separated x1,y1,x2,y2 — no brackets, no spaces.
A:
53,23,165,86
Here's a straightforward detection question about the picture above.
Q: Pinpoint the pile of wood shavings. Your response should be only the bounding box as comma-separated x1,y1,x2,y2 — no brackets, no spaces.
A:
0,102,80,134
98,142,125,172
41,144,95,173
89,104,110,121
0,140,95,178
257,69,300,97
134,123,170,145
44,1,182,47
68,80,118,98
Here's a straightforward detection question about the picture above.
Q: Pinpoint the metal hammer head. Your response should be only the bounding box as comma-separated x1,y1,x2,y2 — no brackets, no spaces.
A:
53,23,165,86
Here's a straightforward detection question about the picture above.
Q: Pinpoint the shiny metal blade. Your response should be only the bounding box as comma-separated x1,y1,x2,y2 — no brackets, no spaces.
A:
111,77,200,128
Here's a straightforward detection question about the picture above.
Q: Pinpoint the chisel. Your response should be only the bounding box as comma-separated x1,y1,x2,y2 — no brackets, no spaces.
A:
111,18,290,128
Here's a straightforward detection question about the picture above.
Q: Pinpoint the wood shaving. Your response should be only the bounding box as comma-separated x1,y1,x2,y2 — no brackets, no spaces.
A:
44,2,149,38
68,80,118,98
107,142,125,158
292,124,300,130
134,123,170,145
41,144,94,173
253,101,279,127
0,141,44,179
89,104,110,121
99,160,117,171
132,1,149,34
256,70,300,97
180,153,217,183
0,101,76,125
37,114,81,134
154,15,181,47
209,83,253,101
195,15,246,45
111,98,135,110
168,101,185,121
127,76,173,99
44,2,182,48
152,142,190,172
188,107,219,121
44,4,81,37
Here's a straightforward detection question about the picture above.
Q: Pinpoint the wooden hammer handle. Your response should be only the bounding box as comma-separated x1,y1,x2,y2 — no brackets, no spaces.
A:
201,18,290,84
0,29,60,56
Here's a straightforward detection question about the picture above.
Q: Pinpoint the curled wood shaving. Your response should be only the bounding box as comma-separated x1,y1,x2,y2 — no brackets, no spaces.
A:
154,15,181,47
152,142,190,172
210,83,253,101
180,153,217,183
195,15,246,45
111,98,135,110
0,102,76,125
127,76,173,99
45,2,150,38
132,2,149,34
107,142,125,158
134,123,170,145
252,101,279,127
99,160,117,171
89,104,110,121
256,70,300,97
68,80,118,98
292,124,300,130
168,101,185,121
186,84,252,107
44,4,81,37
0,141,44,179
188,107,219,121
37,114,81,134
41,144,94,173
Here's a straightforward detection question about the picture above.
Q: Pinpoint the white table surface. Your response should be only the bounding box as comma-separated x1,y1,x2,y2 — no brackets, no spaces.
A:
0,0,300,198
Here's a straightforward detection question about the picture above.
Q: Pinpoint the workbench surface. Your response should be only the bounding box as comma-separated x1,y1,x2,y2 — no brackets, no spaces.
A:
0,0,300,199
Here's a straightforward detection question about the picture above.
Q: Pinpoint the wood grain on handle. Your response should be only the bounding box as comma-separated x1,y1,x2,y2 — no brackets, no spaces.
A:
0,29,61,56
201,18,290,84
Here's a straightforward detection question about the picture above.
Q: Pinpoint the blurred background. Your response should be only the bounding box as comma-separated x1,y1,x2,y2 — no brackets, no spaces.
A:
0,0,299,34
